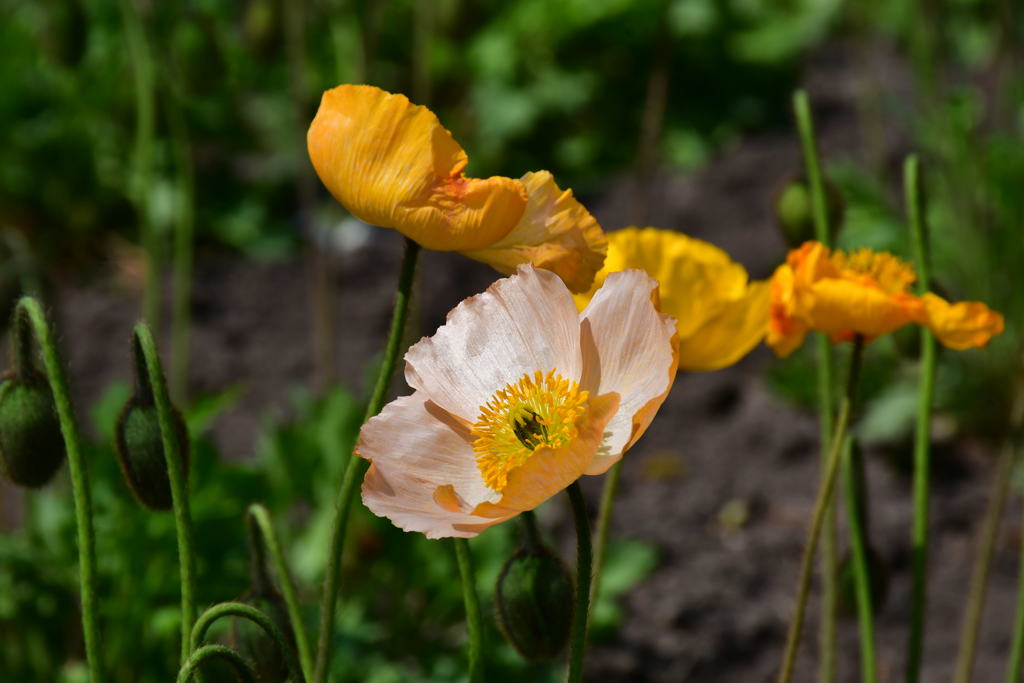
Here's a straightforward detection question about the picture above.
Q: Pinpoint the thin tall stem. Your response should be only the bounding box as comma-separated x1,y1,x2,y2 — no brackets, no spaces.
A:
133,324,196,667
248,504,314,682
453,538,484,683
590,459,624,609
312,239,421,683
777,338,865,683
566,481,593,683
1007,494,1024,682
793,89,838,683
954,440,1017,683
905,154,937,683
842,438,877,683
16,298,101,680
118,0,159,331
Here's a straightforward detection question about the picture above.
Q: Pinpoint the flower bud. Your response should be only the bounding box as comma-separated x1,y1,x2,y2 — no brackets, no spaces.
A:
495,544,574,660
114,398,189,510
0,371,65,488
230,588,295,682
774,175,845,247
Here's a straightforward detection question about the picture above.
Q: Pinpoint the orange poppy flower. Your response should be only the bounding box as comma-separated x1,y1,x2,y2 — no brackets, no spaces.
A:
767,241,1004,357
307,85,606,291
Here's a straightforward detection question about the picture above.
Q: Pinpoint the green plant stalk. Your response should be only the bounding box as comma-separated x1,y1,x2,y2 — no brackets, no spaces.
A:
567,481,593,683
312,238,421,683
1008,489,1024,682
16,298,102,681
589,458,623,610
954,440,1017,683
134,324,196,666
248,504,314,681
793,88,839,683
118,0,159,330
905,154,937,683
176,644,258,683
453,538,485,683
777,337,865,683
166,81,195,402
842,438,877,683
190,601,305,682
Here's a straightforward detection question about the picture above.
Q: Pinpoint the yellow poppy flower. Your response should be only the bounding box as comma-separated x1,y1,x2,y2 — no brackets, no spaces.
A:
357,266,679,538
307,85,607,291
573,227,770,372
767,241,1004,357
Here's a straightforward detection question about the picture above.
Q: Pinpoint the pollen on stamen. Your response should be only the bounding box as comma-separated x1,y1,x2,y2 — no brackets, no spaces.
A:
471,369,589,492
831,248,916,294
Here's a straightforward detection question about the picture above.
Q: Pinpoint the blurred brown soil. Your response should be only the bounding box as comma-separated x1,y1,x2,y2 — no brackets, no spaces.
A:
1,41,1019,682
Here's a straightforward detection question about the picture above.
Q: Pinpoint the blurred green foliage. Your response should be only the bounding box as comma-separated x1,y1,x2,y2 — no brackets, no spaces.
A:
1,0,846,265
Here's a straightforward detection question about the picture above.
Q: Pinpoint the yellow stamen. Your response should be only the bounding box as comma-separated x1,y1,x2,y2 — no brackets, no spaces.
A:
831,248,916,294
471,369,589,491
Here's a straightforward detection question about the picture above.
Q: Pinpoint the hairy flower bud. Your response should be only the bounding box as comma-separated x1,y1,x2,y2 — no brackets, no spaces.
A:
495,544,574,660
774,175,845,247
0,371,65,488
114,398,189,510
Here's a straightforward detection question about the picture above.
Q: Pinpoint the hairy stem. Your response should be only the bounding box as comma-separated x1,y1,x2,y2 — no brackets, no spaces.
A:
566,481,593,683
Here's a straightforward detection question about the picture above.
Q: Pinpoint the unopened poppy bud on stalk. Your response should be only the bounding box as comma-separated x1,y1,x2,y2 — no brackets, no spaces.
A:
495,544,575,660
773,174,846,247
0,369,65,488
115,397,189,511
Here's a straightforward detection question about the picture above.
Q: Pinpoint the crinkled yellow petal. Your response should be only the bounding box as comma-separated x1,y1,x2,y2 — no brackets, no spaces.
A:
472,392,619,518
766,263,809,358
461,170,607,293
307,84,527,251
916,293,1005,349
803,279,921,342
679,279,771,371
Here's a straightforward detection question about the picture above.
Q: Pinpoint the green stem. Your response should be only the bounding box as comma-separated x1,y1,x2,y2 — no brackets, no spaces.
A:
954,440,1017,683
589,458,623,609
176,644,257,683
793,88,838,683
166,75,195,402
905,154,937,683
133,324,196,666
118,0,159,331
1007,495,1024,683
453,538,485,683
842,438,877,683
312,238,421,683
248,504,314,682
519,509,544,552
566,481,592,683
777,337,865,683
190,601,304,682
15,297,102,681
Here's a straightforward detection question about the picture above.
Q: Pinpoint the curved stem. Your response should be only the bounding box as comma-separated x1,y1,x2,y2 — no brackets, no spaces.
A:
176,644,258,683
453,538,485,682
248,504,314,682
312,238,421,683
842,438,877,683
133,324,196,666
190,601,305,682
589,458,623,611
566,481,592,683
15,297,102,681
905,153,937,683
954,440,1017,683
777,338,865,683
793,89,839,683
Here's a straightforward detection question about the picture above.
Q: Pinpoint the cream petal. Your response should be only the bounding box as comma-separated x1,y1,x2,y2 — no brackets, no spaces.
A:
578,269,679,474
404,265,583,420
356,392,500,510
362,464,511,539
